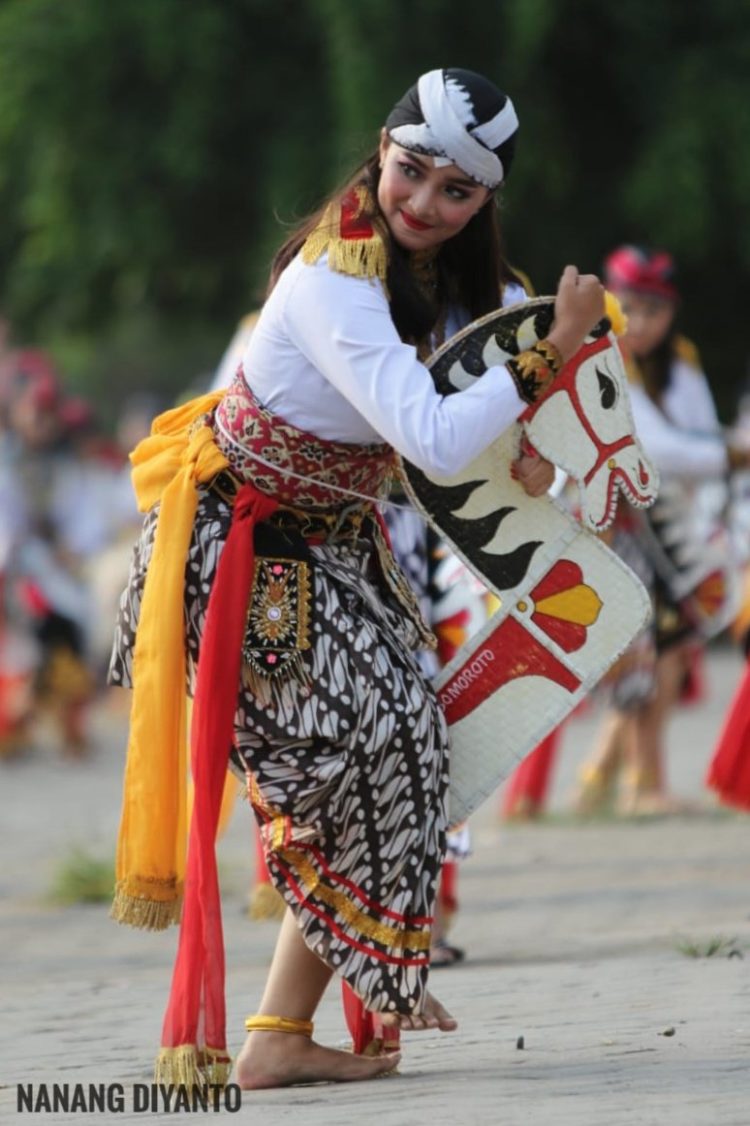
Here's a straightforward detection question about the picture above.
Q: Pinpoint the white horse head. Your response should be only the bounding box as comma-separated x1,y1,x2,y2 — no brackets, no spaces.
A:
403,297,659,602
401,298,658,823
480,303,659,531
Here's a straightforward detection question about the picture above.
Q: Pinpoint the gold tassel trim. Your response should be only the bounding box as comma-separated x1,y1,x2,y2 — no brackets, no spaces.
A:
154,1045,232,1090
301,186,388,287
110,881,182,931
322,229,388,283
247,881,286,920
241,652,313,709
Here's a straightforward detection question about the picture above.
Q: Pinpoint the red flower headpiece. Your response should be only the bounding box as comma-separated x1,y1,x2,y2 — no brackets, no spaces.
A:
604,245,678,302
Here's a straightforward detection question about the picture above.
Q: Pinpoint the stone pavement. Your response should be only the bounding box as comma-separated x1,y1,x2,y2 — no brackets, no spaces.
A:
1,645,749,1126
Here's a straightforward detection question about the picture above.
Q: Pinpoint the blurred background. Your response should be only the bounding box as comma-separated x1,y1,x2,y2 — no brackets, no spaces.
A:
0,0,748,418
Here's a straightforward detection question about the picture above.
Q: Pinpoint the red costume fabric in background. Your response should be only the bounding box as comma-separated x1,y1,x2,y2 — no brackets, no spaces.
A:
706,660,750,811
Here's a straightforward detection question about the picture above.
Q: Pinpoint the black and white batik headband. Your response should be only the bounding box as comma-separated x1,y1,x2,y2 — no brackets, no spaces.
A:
386,69,519,190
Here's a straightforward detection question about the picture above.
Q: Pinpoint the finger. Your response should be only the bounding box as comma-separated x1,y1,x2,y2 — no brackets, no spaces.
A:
514,454,542,478
517,462,554,493
511,457,530,481
410,1015,430,1030
560,264,579,286
577,273,602,286
522,471,548,493
419,1014,440,1029
522,476,548,497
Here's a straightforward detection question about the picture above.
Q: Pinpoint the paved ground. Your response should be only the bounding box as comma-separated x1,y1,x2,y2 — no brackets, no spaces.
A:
1,645,748,1125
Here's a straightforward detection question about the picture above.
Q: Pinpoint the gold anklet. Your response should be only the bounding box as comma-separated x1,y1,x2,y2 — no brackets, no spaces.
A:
244,1014,314,1037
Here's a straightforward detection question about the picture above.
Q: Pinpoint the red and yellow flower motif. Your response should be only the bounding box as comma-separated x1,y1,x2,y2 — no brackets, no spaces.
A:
690,569,726,620
434,607,472,665
528,560,602,653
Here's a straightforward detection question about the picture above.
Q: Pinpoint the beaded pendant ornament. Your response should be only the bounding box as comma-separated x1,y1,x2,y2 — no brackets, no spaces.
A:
243,557,312,681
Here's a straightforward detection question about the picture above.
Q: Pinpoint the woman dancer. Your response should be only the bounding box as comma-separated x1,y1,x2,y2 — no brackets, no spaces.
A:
575,246,744,815
110,67,604,1089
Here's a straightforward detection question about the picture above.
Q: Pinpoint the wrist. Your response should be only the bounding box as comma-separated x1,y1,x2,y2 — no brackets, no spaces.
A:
546,326,582,365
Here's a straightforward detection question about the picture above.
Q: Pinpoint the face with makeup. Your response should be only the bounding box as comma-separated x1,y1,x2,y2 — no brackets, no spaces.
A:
377,131,492,252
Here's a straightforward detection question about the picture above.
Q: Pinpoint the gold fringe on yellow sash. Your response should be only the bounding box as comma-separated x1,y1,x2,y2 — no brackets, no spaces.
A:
154,1045,232,1090
111,393,228,937
110,878,182,931
247,881,286,920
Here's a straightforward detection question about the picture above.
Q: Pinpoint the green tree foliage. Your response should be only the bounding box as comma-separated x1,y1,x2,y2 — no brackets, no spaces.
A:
0,0,327,328
0,0,748,412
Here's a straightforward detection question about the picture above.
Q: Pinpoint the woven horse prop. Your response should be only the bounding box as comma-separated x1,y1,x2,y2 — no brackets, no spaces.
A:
402,297,660,825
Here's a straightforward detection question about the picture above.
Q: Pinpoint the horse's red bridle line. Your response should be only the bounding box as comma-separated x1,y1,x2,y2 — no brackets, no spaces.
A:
546,335,640,489
583,434,637,487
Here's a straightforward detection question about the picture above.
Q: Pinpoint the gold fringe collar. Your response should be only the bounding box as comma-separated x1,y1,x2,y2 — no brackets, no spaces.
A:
301,185,388,287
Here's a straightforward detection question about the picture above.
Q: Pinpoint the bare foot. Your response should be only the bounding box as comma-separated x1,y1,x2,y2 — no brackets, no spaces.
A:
430,939,466,968
617,790,704,818
380,991,458,1032
234,1031,400,1090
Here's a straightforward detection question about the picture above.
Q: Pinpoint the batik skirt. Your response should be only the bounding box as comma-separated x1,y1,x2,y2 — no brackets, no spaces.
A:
109,487,450,1016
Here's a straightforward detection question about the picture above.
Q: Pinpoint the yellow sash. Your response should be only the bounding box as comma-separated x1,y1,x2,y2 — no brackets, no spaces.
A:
111,392,229,929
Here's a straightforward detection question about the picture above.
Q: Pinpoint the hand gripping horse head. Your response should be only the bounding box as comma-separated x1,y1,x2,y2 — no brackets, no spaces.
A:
482,297,658,531
520,303,657,530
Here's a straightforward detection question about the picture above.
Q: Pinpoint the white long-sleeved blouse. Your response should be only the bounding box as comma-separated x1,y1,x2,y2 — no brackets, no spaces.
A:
239,253,528,478
628,355,727,480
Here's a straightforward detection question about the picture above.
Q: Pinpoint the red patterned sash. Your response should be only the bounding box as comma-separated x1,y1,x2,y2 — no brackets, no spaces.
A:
213,369,397,511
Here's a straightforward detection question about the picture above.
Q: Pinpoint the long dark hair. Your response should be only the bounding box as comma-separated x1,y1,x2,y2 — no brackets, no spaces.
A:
268,150,522,346
639,328,678,402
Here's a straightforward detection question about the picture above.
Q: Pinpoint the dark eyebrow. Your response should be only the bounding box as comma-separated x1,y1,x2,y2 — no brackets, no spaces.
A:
446,175,479,189
402,151,479,191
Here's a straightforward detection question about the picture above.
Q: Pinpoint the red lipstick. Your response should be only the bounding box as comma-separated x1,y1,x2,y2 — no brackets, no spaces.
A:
400,210,432,231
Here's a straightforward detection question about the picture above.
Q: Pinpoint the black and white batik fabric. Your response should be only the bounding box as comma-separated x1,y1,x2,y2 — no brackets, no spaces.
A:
110,488,450,1016
383,504,439,679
